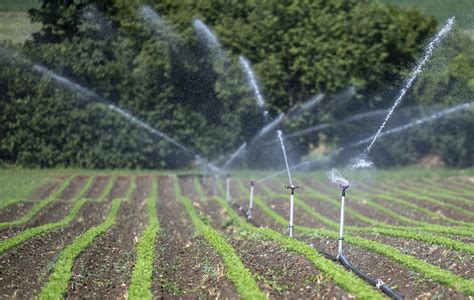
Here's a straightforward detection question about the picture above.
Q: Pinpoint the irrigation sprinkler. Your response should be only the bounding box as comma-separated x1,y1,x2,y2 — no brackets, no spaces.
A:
284,184,299,237
212,174,217,196
326,171,403,300
337,183,350,257
247,180,255,219
226,173,231,202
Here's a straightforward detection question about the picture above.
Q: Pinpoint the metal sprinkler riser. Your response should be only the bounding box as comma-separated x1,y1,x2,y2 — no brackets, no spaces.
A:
337,183,350,257
226,174,231,202
285,184,299,237
247,180,255,219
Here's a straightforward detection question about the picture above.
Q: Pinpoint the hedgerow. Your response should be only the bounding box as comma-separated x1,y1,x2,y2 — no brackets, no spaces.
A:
128,177,160,300
38,198,122,299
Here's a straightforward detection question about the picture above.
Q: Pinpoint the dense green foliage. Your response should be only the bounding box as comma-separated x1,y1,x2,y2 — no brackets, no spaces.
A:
0,0,472,168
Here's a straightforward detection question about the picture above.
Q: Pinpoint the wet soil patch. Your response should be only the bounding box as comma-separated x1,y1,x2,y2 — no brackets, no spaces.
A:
152,176,237,298
0,201,73,241
84,176,109,199
358,234,473,279
0,201,35,223
60,176,89,201
67,176,151,299
107,176,130,201
0,202,107,298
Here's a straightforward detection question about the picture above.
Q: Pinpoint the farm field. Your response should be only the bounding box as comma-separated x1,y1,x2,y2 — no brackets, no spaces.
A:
0,169,473,298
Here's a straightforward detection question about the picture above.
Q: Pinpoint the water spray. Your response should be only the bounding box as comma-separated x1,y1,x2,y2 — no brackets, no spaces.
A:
239,56,269,121
354,17,455,167
247,180,255,219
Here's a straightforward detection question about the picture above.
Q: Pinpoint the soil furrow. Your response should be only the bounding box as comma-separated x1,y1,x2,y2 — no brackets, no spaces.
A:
0,201,108,298
84,176,109,199
59,176,88,201
152,176,237,298
67,176,150,299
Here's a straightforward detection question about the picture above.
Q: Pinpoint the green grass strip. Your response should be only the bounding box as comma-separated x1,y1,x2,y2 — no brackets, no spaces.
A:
430,178,474,197
377,182,474,219
124,176,137,201
253,195,474,296
0,199,88,254
0,176,71,212
128,178,160,300
0,177,92,228
173,176,265,300
371,192,473,228
96,176,115,202
399,180,473,206
38,199,122,299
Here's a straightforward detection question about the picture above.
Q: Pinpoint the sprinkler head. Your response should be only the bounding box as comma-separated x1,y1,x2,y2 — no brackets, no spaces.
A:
250,180,255,187
226,173,230,178
285,184,299,194
339,183,350,190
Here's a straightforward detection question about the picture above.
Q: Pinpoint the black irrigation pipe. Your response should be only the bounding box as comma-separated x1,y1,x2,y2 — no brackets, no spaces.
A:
320,184,404,300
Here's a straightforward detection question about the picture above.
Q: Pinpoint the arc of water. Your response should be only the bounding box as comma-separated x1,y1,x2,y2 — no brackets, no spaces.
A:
239,56,268,118
258,100,473,181
222,142,247,171
362,17,455,156
193,19,222,48
277,130,293,186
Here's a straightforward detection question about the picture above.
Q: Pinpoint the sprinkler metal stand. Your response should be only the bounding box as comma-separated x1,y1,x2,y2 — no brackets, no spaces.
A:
285,184,299,237
337,183,349,257
334,183,403,300
247,180,255,219
212,175,217,197
226,174,231,202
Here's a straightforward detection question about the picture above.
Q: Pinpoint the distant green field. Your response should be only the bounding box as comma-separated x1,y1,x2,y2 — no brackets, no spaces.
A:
0,13,39,43
383,0,474,28
0,0,39,12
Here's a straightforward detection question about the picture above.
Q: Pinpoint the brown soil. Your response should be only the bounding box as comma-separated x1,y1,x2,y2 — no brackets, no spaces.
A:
358,234,474,279
152,176,237,298
107,176,131,201
373,183,474,223
67,176,151,299
59,176,89,201
0,202,73,241
84,176,110,199
301,179,410,226
181,177,352,299
230,237,350,299
28,180,60,201
0,202,107,298
250,196,466,299
396,181,474,211
0,202,35,223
